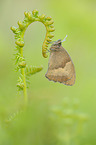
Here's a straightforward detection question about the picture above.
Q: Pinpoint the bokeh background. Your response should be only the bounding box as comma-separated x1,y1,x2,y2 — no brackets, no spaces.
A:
0,0,96,145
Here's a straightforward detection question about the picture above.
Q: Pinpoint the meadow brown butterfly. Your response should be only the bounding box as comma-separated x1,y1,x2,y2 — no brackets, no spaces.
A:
45,39,76,86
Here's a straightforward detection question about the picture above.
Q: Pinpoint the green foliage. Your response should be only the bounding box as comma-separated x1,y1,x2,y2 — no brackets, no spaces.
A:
25,65,43,76
1,99,58,145
1,97,88,145
11,10,55,104
51,97,88,145
11,9,55,58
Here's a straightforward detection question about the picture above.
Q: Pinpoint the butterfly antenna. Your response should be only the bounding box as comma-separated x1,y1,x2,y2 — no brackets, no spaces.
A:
62,35,68,42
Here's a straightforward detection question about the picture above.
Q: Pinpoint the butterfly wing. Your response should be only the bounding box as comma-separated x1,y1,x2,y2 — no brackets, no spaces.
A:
45,46,76,86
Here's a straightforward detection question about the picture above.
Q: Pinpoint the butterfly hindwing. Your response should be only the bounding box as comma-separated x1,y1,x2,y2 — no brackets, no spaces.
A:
45,59,75,86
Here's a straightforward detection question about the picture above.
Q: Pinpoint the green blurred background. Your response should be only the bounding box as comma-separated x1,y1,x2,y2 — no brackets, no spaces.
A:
0,0,96,145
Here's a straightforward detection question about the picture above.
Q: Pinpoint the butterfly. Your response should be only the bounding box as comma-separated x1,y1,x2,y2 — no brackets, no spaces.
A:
45,38,76,86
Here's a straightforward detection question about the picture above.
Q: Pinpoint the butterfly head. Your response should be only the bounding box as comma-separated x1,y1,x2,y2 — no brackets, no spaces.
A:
50,39,62,51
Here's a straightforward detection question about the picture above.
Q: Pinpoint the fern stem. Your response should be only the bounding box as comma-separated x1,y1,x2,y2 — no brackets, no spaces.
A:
22,68,28,105
20,47,28,105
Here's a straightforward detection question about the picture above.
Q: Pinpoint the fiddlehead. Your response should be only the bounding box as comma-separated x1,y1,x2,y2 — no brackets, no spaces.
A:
11,9,55,105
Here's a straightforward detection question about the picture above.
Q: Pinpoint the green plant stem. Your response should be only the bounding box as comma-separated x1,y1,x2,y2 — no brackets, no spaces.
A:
20,47,28,105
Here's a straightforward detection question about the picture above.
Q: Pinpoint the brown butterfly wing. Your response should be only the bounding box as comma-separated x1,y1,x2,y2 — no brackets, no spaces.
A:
45,46,76,86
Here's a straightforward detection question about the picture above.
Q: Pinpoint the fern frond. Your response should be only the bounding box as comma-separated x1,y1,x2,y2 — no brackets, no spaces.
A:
25,65,43,76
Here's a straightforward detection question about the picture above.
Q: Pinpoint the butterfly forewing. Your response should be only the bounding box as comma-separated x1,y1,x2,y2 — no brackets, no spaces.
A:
45,43,76,86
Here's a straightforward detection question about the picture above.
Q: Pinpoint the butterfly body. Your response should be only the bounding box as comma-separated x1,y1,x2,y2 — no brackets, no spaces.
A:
45,39,76,86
